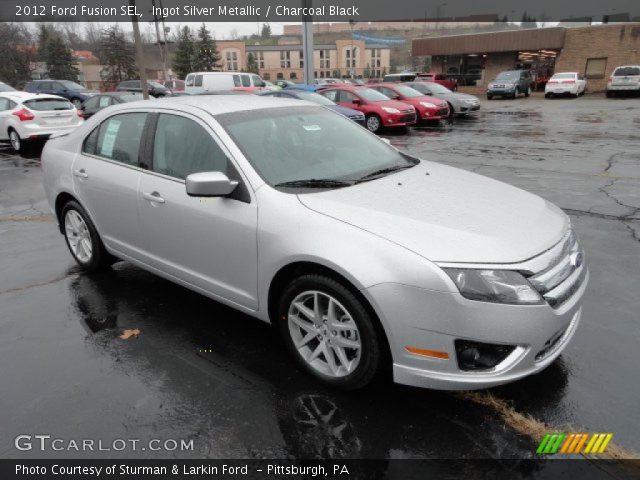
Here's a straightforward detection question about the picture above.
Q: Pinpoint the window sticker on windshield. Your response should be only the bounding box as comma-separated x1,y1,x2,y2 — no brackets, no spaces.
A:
100,119,121,157
99,97,110,107
303,125,321,131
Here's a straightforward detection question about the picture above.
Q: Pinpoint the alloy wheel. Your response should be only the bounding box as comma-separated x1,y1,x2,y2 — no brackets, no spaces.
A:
9,131,20,151
72,99,83,108
64,209,93,263
366,116,381,132
288,290,361,378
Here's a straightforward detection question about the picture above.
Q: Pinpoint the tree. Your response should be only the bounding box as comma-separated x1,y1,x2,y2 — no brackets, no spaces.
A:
172,26,195,79
363,63,371,79
193,24,220,72
45,35,80,80
246,53,259,74
100,25,137,86
261,23,272,38
381,66,387,77
0,23,34,88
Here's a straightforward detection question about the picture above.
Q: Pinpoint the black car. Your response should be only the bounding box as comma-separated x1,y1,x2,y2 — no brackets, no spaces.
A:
24,80,98,107
116,80,169,98
80,92,144,119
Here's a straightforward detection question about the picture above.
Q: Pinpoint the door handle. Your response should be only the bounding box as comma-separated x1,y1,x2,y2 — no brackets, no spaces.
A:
73,169,88,179
142,191,165,204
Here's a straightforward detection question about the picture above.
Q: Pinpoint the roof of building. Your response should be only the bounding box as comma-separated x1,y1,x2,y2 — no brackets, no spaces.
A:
245,43,389,52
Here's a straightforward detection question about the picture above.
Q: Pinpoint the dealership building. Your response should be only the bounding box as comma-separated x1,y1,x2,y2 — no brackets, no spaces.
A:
412,23,640,91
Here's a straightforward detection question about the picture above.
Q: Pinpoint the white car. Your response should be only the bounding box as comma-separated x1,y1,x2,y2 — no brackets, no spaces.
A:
0,92,83,151
41,96,587,390
185,71,268,94
544,72,587,98
606,65,640,97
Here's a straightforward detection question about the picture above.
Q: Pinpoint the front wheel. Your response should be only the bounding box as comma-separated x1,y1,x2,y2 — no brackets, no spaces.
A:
365,114,382,133
278,274,383,390
61,200,116,271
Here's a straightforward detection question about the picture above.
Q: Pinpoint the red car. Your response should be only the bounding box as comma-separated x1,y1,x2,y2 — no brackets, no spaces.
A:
319,85,416,133
368,83,450,121
416,73,458,91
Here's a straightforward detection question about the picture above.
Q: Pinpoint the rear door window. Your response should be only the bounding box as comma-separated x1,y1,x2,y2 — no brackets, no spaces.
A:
152,114,230,180
232,75,241,87
194,75,203,87
185,75,194,87
241,75,251,87
83,113,148,166
38,82,53,91
321,90,338,102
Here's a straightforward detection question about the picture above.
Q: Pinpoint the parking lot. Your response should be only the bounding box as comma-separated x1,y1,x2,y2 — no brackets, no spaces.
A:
0,93,638,461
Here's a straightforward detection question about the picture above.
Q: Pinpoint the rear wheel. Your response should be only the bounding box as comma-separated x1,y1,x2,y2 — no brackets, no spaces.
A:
365,114,382,133
447,102,455,118
8,129,21,152
606,90,613,98
486,93,493,100
277,274,382,390
61,200,116,271
545,92,551,99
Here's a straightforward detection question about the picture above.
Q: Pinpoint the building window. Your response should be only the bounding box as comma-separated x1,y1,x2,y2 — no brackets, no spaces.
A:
256,51,264,69
262,72,270,80
280,51,291,68
290,72,297,80
585,57,607,79
225,51,238,71
371,48,382,68
320,50,331,69
299,51,304,68
345,47,357,69
277,72,284,80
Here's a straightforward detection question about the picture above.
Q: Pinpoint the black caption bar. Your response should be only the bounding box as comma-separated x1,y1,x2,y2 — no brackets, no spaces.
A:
0,0,639,22
2,459,640,480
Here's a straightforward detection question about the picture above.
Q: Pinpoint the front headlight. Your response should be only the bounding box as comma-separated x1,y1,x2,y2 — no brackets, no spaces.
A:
381,107,400,114
420,102,436,108
443,269,543,305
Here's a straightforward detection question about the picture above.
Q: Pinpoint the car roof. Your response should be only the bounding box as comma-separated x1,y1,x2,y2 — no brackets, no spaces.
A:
104,93,314,116
0,91,67,101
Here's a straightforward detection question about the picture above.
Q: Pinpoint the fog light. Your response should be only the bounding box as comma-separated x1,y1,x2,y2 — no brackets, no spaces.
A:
454,340,515,371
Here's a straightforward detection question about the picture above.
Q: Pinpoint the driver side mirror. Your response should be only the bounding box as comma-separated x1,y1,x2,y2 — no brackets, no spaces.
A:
352,98,361,105
186,171,238,197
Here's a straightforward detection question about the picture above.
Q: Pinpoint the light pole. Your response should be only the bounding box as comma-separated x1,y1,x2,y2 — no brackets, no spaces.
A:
301,0,314,84
349,19,356,78
130,0,149,99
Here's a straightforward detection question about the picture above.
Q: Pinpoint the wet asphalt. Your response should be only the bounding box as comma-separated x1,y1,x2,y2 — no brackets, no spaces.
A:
0,93,638,461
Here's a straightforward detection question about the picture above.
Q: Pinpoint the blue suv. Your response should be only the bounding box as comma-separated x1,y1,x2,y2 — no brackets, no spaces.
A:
24,80,98,107
486,70,533,99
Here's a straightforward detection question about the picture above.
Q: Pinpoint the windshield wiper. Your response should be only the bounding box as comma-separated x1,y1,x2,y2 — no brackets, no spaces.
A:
274,179,352,188
355,164,414,183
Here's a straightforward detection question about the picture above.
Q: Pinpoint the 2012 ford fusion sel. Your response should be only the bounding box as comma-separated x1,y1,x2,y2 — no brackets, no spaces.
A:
41,96,588,390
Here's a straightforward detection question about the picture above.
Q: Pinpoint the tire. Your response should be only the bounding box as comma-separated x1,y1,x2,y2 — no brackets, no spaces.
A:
365,114,382,133
8,128,22,152
71,98,83,108
525,86,531,97
511,89,518,99
447,102,455,118
486,93,493,100
61,200,116,271
606,90,614,98
545,92,551,99
277,274,383,390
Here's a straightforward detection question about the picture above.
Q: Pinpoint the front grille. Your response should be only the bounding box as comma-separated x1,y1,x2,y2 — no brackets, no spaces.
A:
526,230,587,309
436,108,449,116
400,113,416,123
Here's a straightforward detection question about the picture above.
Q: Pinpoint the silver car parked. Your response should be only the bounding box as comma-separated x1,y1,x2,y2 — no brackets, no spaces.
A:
404,81,480,116
41,96,587,390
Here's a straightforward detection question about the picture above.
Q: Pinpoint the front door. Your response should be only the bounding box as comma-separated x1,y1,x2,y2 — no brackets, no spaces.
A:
137,112,259,310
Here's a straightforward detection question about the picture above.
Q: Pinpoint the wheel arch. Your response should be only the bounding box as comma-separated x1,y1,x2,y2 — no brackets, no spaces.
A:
267,260,392,366
54,191,79,233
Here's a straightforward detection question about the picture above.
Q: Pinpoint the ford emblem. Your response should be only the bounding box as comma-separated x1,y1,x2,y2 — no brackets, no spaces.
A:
570,251,583,268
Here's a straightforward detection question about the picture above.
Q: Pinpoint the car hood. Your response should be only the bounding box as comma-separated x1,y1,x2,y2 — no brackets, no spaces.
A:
298,161,568,264
374,99,415,110
328,104,364,117
413,95,448,107
443,92,477,102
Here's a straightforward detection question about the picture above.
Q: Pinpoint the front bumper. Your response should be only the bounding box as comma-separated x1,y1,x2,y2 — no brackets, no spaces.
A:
487,87,516,96
365,268,588,390
383,112,417,127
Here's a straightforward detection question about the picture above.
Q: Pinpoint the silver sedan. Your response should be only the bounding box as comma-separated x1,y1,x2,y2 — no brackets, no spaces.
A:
41,95,586,390
405,81,480,116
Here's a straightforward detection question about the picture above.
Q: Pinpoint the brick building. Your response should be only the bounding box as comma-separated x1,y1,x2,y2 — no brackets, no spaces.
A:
216,38,391,80
412,23,640,91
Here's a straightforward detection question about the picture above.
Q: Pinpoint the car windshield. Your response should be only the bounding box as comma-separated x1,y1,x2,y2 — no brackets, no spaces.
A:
357,88,391,101
217,106,416,188
148,81,164,88
419,82,451,94
24,98,73,111
294,91,335,106
495,71,519,81
394,85,424,98
614,67,640,76
120,94,143,101
0,83,16,92
551,73,576,79
59,80,85,90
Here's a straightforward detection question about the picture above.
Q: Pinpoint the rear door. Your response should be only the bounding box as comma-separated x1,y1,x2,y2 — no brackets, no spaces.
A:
0,98,17,140
136,112,258,309
72,112,148,257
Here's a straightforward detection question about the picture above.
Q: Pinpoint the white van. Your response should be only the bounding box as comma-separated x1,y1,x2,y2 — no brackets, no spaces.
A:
185,72,267,94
